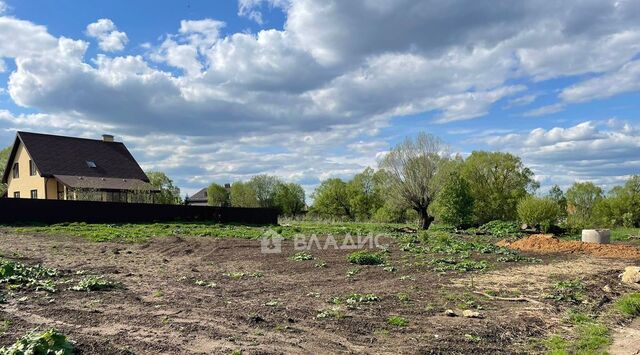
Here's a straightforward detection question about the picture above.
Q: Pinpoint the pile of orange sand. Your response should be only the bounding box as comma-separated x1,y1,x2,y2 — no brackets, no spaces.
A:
497,234,640,259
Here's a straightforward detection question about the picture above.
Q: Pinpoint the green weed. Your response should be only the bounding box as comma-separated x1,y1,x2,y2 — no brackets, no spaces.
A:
0,259,58,293
291,252,314,261
545,279,585,303
347,250,385,265
386,316,408,327
316,307,346,320
71,276,119,292
0,328,74,355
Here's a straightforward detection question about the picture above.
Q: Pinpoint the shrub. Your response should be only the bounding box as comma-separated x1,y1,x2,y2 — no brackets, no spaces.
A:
432,171,474,228
615,293,640,317
0,328,74,355
478,220,520,237
347,251,385,265
517,196,560,232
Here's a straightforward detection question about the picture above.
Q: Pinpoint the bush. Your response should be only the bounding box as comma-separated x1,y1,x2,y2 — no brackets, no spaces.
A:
517,196,560,232
432,171,474,228
478,220,520,237
347,250,385,265
0,328,74,354
615,293,640,317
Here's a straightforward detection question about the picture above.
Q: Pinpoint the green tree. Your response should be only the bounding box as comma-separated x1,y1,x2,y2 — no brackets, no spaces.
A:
432,170,474,228
207,183,229,207
248,174,280,208
274,182,306,215
311,178,352,219
517,196,560,231
379,133,448,229
229,181,259,207
0,145,11,196
146,171,181,204
547,185,568,218
461,151,538,224
346,167,385,220
566,182,603,229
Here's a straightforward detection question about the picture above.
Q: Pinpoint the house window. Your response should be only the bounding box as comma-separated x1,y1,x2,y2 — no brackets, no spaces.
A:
29,160,37,176
12,163,19,179
13,192,20,199
30,190,38,199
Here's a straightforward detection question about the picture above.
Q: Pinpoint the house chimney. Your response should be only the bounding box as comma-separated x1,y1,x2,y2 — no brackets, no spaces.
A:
102,134,114,142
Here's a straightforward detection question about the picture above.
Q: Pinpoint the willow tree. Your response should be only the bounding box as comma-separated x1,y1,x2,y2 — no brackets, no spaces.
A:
379,133,448,229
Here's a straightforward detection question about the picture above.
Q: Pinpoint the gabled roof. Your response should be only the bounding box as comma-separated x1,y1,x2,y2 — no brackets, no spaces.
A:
189,187,208,202
2,131,149,183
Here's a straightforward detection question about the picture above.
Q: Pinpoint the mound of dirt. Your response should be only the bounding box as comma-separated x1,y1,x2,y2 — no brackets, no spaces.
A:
497,234,640,259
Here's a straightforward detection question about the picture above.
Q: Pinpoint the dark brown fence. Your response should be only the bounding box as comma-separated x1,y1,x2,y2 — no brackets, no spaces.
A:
0,198,278,225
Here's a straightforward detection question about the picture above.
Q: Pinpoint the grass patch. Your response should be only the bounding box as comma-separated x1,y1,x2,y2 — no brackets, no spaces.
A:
615,293,640,317
543,318,611,354
386,316,408,327
0,328,74,354
71,276,119,292
3,221,416,243
347,250,385,265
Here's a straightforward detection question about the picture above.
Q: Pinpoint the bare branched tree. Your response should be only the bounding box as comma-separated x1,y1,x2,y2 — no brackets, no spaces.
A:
379,133,449,229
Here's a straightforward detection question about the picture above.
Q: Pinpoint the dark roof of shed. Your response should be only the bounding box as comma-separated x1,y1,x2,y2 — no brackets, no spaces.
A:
2,131,149,183
189,188,208,202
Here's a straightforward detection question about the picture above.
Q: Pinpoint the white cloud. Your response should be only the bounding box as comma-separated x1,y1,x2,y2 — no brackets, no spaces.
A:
2,0,640,192
85,18,128,52
485,120,640,190
505,94,537,108
560,60,640,103
523,103,565,117
0,1,7,15
237,0,289,24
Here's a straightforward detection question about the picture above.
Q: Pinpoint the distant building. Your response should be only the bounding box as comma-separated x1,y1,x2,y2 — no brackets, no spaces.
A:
186,183,230,206
1,131,159,203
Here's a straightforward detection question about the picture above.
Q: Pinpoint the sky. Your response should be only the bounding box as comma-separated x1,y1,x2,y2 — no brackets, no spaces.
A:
0,0,639,198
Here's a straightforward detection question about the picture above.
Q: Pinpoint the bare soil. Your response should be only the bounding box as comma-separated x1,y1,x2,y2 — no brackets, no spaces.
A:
0,232,638,354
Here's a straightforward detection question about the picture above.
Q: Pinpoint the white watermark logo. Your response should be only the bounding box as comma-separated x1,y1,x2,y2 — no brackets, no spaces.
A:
260,230,387,254
260,230,283,254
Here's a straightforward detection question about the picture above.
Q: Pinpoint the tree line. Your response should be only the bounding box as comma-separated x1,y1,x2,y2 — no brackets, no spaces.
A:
205,175,306,216
309,132,640,232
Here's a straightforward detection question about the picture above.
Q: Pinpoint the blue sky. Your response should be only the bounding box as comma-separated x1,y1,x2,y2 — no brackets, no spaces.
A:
1,0,639,198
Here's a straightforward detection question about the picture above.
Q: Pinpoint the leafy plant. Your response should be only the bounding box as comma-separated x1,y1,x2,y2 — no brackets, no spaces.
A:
386,316,408,327
316,307,346,320
545,279,585,303
71,276,119,292
291,252,314,261
478,221,521,237
0,328,74,355
194,280,217,288
615,293,640,317
430,258,487,272
347,250,385,265
345,293,380,304
0,259,58,292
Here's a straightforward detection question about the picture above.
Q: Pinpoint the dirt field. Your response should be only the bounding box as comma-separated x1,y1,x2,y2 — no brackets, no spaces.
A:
0,231,639,354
